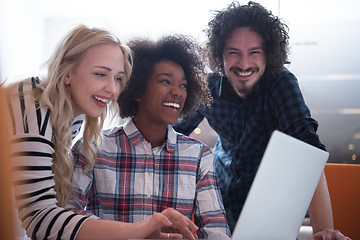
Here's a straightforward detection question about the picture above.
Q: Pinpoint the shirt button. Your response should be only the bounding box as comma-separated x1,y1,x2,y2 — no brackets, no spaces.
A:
147,194,151,198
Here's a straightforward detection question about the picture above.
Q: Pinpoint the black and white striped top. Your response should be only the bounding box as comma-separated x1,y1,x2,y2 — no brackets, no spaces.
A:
7,77,88,240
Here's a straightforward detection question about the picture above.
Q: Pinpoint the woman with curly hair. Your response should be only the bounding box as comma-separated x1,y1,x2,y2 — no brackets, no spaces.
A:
5,25,198,240
68,35,230,239
173,2,349,239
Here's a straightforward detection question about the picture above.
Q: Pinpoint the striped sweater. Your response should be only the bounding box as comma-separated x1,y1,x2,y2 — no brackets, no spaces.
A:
7,77,87,240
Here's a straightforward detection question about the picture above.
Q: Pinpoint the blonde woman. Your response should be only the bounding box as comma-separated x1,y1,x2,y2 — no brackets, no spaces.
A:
6,25,197,240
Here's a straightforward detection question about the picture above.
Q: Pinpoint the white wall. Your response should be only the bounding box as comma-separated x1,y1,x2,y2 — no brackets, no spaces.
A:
0,0,282,83
0,1,44,82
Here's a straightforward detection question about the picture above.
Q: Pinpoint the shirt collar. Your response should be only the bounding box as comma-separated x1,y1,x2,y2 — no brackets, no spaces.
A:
123,118,176,153
123,118,143,146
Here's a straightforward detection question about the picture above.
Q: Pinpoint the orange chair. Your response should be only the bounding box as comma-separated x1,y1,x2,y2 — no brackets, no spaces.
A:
0,86,15,240
324,163,360,240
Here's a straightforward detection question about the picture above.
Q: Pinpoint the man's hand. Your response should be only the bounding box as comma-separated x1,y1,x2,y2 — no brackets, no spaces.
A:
308,229,351,240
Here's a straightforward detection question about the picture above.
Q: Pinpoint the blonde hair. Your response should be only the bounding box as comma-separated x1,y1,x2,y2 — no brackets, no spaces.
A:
28,25,132,206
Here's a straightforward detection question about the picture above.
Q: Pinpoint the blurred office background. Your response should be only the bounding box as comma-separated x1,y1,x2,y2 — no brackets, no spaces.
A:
1,0,360,165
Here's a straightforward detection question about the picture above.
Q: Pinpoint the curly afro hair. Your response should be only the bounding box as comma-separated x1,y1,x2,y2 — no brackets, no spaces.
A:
118,34,209,118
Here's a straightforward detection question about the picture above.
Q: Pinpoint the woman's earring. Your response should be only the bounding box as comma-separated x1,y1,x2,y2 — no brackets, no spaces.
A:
64,73,71,86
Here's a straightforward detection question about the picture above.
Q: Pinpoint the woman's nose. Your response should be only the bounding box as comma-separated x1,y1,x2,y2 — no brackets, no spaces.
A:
171,85,182,96
104,77,118,95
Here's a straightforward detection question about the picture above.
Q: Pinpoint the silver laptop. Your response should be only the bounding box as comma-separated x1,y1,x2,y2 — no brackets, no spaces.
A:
231,130,329,240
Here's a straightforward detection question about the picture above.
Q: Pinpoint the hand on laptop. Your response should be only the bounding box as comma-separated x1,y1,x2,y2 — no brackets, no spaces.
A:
145,208,198,239
308,229,351,240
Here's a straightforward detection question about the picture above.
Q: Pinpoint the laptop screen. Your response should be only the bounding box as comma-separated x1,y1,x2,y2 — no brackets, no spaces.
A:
231,130,329,240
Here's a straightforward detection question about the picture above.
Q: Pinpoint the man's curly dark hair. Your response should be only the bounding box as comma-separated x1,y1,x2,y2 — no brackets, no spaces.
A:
118,34,209,118
205,1,290,78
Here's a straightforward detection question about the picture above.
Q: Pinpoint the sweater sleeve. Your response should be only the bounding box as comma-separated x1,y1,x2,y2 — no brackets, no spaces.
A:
195,145,231,239
172,109,205,136
8,78,88,240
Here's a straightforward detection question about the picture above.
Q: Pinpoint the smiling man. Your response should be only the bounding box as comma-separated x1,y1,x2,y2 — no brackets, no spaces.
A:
222,27,266,99
173,1,349,240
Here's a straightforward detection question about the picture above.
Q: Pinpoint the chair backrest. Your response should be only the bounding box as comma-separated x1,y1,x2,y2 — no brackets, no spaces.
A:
324,163,360,239
0,86,16,240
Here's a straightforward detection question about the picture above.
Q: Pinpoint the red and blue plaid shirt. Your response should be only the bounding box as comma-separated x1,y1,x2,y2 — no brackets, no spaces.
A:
68,119,231,239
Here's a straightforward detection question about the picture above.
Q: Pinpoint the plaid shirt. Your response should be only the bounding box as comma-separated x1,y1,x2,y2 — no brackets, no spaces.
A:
173,69,325,222
68,119,230,239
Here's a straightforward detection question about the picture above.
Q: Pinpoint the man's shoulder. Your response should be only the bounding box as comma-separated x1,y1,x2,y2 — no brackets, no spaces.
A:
261,68,298,91
206,73,229,99
272,68,297,83
207,72,222,85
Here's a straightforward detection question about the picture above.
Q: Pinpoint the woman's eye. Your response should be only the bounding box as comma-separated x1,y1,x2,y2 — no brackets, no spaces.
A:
160,79,171,84
115,76,123,81
95,73,105,77
180,83,187,89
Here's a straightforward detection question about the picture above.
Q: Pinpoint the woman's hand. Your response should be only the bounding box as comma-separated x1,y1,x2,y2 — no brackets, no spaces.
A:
144,208,198,239
76,208,198,240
